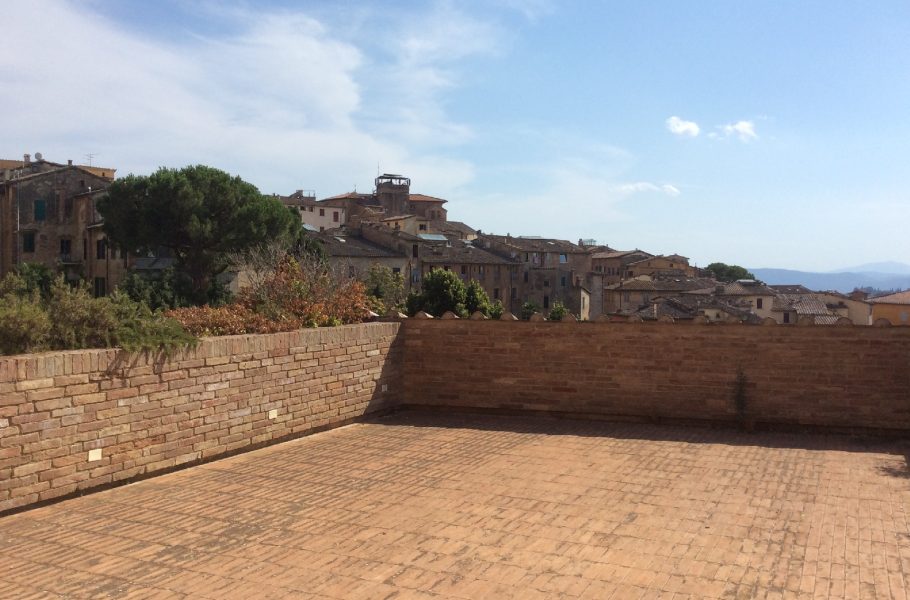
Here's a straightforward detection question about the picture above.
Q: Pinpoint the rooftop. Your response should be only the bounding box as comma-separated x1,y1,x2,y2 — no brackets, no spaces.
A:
2,411,908,599
482,234,585,254
871,290,910,305
409,193,447,204
314,233,403,259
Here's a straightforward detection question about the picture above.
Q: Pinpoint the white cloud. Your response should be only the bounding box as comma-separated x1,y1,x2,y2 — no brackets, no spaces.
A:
719,120,758,142
666,116,700,137
0,1,482,197
615,182,681,197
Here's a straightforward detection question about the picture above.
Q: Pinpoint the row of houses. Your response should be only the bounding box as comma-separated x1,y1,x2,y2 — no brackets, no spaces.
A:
1,154,907,324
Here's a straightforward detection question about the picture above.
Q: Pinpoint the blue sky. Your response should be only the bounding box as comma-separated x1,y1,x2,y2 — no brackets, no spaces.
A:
3,1,910,271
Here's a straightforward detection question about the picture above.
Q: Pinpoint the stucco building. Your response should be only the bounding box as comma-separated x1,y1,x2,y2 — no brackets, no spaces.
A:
869,290,910,325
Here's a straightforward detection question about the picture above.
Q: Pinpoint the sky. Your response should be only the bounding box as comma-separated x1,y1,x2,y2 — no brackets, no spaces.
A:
2,0,910,271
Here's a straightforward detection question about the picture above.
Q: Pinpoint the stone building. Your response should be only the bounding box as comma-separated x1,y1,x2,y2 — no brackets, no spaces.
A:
0,154,124,294
477,234,592,317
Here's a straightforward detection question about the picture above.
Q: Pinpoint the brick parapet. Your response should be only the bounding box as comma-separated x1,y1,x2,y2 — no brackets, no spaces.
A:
0,323,402,513
401,320,910,431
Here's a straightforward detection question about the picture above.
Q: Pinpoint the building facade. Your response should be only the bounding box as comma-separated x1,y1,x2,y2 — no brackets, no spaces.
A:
0,155,124,294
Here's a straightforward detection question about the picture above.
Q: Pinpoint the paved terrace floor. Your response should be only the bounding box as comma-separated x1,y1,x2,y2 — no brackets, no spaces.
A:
2,412,910,600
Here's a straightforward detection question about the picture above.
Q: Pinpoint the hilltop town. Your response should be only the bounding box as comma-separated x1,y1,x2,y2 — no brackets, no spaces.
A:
2,154,907,325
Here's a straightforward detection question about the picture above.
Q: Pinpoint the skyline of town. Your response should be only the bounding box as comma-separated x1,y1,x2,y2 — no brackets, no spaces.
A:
3,1,910,271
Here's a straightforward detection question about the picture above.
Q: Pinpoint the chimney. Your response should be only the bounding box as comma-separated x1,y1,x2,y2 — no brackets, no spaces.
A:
67,159,73,166
23,153,30,164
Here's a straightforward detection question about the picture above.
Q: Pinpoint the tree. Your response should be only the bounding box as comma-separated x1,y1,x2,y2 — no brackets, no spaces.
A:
705,262,756,283
464,280,491,316
98,165,298,305
407,269,467,317
364,265,406,314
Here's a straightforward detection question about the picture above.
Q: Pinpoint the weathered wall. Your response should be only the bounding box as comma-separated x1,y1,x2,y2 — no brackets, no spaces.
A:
402,320,910,430
0,323,401,513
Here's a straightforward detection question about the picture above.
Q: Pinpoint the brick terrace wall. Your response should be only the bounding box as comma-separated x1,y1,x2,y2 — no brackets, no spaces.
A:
0,323,401,513
402,320,910,430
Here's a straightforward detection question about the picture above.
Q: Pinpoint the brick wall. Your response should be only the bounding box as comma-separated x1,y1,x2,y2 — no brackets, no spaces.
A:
0,323,401,513
402,320,910,430
5,318,910,514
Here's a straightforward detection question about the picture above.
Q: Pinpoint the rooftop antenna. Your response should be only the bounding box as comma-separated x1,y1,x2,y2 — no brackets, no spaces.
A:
84,153,96,166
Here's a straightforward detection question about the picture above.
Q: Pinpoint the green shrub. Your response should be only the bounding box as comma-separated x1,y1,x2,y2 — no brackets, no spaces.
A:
465,280,491,316
0,273,195,356
520,301,540,320
547,301,569,321
488,300,505,320
0,296,51,355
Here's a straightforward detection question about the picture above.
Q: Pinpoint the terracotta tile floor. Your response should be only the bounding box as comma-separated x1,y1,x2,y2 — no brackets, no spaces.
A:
2,412,910,599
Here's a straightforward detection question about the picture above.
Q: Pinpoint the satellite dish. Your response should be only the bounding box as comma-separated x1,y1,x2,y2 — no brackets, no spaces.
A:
34,152,43,161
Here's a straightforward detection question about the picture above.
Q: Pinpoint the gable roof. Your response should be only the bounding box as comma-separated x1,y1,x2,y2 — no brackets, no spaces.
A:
481,234,585,253
720,280,776,296
869,290,910,305
314,233,404,259
409,193,447,204
591,249,653,260
421,241,516,265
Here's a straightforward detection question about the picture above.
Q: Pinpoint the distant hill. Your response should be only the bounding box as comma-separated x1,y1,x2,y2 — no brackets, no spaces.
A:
750,268,910,293
832,261,910,275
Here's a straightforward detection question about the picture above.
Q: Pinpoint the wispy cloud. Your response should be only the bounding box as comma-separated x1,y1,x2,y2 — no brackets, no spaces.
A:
615,182,681,197
0,1,482,197
709,120,758,142
666,116,700,137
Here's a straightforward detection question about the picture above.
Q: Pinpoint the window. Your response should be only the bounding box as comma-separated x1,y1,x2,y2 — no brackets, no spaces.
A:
582,297,586,308
419,224,427,231
308,206,314,212
64,197,73,219
34,199,46,221
494,288,500,300
348,265,355,277
561,276,566,287
392,267,401,274
543,295,550,309
60,238,71,257
96,239,107,259
319,226,324,232
511,287,517,299
83,238,88,259
783,312,790,324
523,271,528,283
333,211,339,223
319,208,325,216
22,232,35,253
444,266,450,271
461,265,467,274
544,279,550,288
756,298,763,309
412,244,419,258
478,266,484,277
93,277,107,297
559,253,567,264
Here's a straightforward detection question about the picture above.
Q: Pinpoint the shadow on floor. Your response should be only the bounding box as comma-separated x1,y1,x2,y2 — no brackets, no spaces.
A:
367,407,910,460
